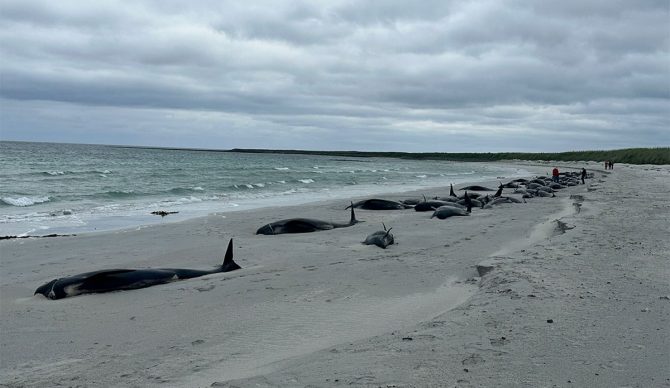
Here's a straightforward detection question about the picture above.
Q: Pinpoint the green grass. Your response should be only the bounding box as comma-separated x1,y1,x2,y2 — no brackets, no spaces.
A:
229,147,670,165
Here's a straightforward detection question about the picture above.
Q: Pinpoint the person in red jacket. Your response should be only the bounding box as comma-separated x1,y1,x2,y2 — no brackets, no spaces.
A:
552,167,560,183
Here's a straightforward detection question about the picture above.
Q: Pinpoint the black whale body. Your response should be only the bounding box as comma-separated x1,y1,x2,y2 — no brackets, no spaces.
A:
346,199,412,210
35,239,240,300
256,206,360,235
414,200,454,212
459,185,495,191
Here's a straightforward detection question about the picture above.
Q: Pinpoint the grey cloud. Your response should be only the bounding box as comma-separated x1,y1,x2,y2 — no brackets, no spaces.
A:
1,0,668,151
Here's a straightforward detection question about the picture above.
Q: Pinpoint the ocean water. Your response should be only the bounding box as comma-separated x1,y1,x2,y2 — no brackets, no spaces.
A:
0,141,529,236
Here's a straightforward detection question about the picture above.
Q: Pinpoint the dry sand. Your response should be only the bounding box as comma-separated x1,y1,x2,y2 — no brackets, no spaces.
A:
1,162,668,388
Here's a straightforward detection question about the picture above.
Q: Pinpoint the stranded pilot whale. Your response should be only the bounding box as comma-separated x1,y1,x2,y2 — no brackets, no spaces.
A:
363,223,395,249
346,199,412,210
34,239,240,300
256,205,360,235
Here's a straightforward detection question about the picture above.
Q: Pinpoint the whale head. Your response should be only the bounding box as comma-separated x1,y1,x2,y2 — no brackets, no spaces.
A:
256,223,275,235
34,278,66,300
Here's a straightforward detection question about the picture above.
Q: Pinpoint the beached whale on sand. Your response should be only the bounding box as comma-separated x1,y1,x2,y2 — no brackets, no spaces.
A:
415,200,466,212
458,192,481,199
346,199,412,210
459,185,495,191
363,223,395,249
431,206,470,219
533,190,556,198
482,196,525,209
400,198,423,206
433,196,461,203
256,205,360,235
35,239,240,300
414,200,454,212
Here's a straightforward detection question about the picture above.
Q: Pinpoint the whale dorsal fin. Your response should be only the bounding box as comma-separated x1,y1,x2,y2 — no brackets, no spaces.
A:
221,238,241,272
464,191,472,204
349,202,358,225
223,238,233,265
464,191,473,213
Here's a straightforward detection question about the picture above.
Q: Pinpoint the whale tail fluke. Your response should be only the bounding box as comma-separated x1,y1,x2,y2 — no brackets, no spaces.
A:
221,238,241,272
494,184,503,198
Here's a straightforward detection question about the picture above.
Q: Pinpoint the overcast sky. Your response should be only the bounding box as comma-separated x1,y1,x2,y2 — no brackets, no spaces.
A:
1,0,668,152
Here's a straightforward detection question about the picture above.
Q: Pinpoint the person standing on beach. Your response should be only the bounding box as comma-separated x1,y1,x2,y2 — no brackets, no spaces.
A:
604,161,609,170
552,167,560,183
610,161,614,169
581,168,587,184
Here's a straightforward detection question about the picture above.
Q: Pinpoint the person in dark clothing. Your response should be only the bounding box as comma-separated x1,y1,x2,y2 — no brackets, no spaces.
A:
581,168,587,184
552,167,560,183
609,161,614,169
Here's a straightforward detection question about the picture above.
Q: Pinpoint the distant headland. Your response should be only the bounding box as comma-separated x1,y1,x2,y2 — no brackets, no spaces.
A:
228,147,670,165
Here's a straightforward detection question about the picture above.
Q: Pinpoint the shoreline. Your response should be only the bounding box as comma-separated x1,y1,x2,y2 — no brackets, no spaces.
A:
2,162,666,387
1,161,574,238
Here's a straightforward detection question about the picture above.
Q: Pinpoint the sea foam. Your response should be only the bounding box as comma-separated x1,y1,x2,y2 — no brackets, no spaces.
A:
1,196,51,207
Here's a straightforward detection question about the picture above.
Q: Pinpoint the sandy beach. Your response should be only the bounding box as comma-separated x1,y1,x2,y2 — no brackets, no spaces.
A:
1,162,668,388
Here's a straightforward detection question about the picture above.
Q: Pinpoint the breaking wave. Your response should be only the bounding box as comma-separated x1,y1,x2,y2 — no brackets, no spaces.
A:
1,196,51,207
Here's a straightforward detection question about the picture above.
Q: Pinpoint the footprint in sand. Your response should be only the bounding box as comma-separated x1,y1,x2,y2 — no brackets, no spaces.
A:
462,354,485,365
601,360,626,372
490,336,510,346
196,285,215,292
